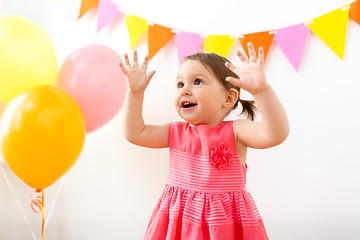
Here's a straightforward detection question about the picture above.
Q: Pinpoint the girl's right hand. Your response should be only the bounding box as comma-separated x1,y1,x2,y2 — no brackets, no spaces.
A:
225,42,268,95
119,50,156,94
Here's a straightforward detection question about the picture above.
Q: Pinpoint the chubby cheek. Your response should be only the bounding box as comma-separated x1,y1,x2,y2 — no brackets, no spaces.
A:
174,95,180,111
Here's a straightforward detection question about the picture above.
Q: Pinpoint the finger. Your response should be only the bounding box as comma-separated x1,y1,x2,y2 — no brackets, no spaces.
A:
119,62,129,75
236,50,248,64
247,42,257,63
146,70,156,83
225,62,239,73
141,55,149,71
257,46,264,64
133,49,140,68
124,53,132,68
226,76,243,88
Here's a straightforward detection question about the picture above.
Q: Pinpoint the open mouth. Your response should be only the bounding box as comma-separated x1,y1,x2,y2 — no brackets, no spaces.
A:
181,102,197,109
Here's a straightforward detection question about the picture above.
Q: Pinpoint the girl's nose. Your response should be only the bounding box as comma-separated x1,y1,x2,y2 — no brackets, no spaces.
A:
181,87,191,96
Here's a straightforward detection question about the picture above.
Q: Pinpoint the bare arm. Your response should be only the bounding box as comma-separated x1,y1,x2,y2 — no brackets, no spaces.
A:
225,43,289,149
120,50,169,148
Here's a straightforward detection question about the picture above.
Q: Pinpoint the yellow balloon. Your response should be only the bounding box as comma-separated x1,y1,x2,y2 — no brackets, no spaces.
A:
0,100,5,117
0,86,86,190
0,15,57,103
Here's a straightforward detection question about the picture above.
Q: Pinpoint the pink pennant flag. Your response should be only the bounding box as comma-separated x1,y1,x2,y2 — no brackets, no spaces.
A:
274,23,310,71
96,0,122,32
174,31,203,63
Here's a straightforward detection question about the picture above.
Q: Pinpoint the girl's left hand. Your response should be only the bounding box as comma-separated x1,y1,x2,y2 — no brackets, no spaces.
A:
225,42,269,95
119,50,156,95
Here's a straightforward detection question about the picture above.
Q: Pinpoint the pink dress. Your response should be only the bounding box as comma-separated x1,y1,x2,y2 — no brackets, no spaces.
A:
143,121,269,240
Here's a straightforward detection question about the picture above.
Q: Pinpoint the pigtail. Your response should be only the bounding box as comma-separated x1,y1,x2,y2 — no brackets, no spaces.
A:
239,99,257,121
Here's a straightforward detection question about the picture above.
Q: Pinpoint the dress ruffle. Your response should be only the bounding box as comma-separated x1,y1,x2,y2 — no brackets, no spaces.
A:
144,185,268,240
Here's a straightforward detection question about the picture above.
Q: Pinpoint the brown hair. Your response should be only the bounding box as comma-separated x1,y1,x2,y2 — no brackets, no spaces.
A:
184,52,257,121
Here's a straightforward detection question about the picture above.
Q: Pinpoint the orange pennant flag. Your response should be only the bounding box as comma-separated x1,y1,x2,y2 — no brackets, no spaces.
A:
239,31,274,62
148,24,175,60
308,6,349,59
350,0,360,25
78,0,99,19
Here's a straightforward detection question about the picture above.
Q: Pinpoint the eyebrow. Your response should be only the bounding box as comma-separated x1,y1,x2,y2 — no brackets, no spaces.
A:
176,73,208,81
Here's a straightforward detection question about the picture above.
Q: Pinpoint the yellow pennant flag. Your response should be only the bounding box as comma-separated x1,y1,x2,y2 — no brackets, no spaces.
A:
126,15,149,50
308,6,350,59
203,35,235,57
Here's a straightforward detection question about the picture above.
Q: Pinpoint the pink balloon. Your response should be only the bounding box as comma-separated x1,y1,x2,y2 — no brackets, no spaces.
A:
57,44,127,133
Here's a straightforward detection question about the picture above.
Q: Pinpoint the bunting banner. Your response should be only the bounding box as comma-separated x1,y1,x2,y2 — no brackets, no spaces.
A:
174,31,203,63
78,0,99,19
96,0,121,32
239,31,274,62
274,24,310,71
203,35,235,58
126,15,149,51
73,0,360,71
307,6,350,59
148,24,175,60
350,0,360,25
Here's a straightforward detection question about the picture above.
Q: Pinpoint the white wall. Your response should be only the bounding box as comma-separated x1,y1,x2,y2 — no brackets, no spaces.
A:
1,0,360,239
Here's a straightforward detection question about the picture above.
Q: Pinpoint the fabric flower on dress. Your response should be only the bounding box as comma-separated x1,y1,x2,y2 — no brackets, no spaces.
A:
209,142,232,169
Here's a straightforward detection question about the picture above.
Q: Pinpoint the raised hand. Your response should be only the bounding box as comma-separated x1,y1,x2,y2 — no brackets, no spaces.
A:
119,50,156,94
225,42,269,95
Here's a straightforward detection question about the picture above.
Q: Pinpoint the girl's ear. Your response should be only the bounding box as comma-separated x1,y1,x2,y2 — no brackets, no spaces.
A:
223,88,239,108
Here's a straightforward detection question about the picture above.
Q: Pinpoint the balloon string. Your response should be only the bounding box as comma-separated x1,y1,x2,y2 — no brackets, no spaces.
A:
45,177,65,233
31,189,45,240
0,163,37,240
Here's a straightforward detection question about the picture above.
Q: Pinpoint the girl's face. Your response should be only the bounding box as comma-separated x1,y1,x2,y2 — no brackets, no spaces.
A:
174,60,229,126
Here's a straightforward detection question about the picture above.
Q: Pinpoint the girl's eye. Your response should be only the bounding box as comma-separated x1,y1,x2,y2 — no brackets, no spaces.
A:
194,79,203,85
177,82,184,88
